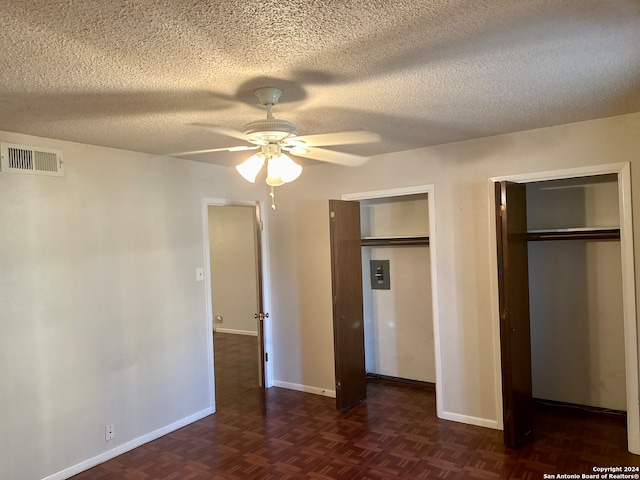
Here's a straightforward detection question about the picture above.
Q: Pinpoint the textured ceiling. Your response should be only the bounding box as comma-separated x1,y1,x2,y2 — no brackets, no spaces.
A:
0,0,639,167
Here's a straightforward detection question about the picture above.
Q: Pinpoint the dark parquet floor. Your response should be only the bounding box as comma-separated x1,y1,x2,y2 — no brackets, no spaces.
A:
72,333,640,479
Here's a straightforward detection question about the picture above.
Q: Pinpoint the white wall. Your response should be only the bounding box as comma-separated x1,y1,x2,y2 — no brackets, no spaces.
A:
526,175,626,410
363,246,434,382
266,111,640,426
0,130,264,480
208,205,258,335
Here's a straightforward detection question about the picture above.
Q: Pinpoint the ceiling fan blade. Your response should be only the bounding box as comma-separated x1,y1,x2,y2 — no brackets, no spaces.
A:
289,146,369,166
191,123,252,142
170,145,258,156
286,130,381,147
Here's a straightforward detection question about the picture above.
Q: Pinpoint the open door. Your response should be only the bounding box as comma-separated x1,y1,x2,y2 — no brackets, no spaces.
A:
254,201,268,414
495,181,534,448
329,199,366,411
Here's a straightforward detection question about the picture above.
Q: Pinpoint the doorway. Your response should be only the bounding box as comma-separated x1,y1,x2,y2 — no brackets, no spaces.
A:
331,185,443,414
202,199,271,413
360,195,435,386
490,163,638,453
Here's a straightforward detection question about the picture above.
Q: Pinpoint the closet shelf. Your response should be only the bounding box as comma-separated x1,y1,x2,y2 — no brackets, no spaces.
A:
527,227,620,242
361,235,429,247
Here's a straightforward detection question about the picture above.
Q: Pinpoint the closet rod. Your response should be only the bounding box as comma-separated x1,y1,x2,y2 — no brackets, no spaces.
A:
527,228,620,242
361,236,429,247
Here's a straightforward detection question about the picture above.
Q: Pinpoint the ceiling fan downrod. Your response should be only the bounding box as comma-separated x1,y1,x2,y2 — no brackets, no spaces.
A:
254,87,283,121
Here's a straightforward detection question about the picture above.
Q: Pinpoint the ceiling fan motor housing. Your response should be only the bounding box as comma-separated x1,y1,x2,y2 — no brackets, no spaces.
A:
243,118,298,143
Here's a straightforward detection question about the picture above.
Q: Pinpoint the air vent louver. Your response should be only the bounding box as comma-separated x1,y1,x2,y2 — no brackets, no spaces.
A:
1,143,64,177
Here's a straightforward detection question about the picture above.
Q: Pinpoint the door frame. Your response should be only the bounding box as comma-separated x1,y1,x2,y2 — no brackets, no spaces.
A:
488,162,638,454
341,184,444,419
201,197,273,412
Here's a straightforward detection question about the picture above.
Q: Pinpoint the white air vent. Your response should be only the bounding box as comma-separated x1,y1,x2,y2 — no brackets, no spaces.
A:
1,143,64,177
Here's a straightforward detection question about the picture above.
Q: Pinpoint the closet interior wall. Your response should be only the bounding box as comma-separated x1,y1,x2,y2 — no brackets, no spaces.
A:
360,194,435,383
526,174,626,410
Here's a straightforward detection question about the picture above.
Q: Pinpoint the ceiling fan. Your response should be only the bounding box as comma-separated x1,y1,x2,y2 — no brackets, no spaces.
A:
173,87,381,188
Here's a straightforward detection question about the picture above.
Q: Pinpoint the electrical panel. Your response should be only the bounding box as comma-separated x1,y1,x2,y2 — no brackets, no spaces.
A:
370,260,390,290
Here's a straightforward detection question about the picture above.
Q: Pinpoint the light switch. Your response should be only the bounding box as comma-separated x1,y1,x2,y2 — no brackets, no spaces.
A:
196,267,204,281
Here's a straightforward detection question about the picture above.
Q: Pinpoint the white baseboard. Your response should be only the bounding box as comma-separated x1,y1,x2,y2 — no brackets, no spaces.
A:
42,407,214,480
440,410,499,430
273,380,336,398
214,328,257,336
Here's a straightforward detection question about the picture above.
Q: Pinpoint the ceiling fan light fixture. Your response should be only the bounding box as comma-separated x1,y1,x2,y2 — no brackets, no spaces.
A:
186,86,376,195
236,153,265,183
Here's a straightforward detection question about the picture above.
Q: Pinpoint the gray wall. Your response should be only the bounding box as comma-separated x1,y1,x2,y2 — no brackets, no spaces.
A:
208,205,258,335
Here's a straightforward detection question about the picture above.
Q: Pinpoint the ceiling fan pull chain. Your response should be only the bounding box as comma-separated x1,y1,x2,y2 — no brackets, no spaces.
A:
270,186,276,210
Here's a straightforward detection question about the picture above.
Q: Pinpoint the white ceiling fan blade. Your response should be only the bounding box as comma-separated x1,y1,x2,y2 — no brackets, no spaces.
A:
191,123,252,142
170,145,258,156
286,130,380,147
289,146,369,166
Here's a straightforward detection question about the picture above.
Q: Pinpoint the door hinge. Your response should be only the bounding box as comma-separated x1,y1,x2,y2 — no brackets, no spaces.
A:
259,220,264,231
265,352,268,362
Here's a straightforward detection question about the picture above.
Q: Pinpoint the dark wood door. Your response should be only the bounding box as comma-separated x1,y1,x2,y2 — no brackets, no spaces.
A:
254,201,268,414
495,181,534,448
329,199,366,411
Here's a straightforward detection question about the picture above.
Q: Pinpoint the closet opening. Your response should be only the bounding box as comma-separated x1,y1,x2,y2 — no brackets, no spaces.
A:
494,167,638,454
360,194,435,397
527,175,625,417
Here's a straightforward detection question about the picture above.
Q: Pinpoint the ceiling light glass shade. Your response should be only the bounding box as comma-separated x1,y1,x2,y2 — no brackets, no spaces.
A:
265,159,285,187
235,153,265,183
266,154,302,187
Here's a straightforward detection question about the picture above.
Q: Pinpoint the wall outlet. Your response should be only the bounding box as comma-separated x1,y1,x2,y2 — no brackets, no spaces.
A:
105,424,114,442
